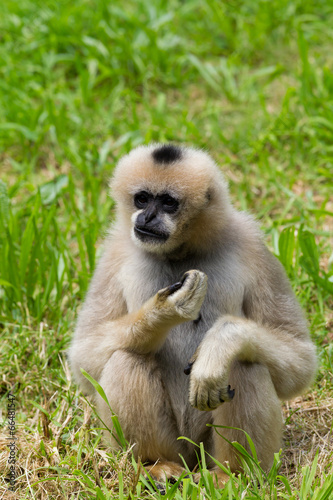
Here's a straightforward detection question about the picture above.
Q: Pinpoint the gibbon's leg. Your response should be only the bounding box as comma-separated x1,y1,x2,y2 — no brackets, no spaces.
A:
97,349,187,480
188,315,316,486
211,361,282,474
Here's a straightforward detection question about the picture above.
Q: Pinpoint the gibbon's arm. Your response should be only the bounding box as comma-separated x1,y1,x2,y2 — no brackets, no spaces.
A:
189,248,317,411
69,258,207,394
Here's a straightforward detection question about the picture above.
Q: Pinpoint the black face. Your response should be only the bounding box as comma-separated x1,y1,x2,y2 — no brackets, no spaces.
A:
133,190,179,242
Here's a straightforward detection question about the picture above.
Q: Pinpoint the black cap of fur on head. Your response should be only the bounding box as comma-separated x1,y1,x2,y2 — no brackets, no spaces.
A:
152,144,182,165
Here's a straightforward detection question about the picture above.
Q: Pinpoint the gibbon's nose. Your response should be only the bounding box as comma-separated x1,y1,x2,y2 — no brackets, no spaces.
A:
145,203,158,223
138,203,158,225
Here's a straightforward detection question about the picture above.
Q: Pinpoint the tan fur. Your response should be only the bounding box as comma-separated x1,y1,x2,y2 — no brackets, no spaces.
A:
68,144,317,484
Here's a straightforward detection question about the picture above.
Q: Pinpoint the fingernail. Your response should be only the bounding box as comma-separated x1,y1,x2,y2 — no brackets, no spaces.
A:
193,313,202,325
184,362,194,375
168,282,182,295
227,385,235,400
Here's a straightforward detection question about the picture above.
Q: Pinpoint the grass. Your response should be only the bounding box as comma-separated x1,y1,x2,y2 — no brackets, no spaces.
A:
0,0,333,497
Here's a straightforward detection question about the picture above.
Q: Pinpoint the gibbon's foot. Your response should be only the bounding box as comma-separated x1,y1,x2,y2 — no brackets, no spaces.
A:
144,460,187,485
220,385,235,403
184,361,194,375
189,381,235,411
193,468,230,489
144,461,230,491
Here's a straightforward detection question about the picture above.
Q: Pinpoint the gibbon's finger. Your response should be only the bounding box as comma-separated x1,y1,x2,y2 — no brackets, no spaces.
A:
157,271,194,300
228,385,235,399
157,282,182,300
180,271,191,285
166,282,183,295
184,348,200,375
193,313,202,325
184,361,194,375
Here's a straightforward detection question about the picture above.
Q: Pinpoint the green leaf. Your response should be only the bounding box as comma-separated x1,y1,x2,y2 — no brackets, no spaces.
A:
0,180,10,228
0,279,16,289
299,229,319,274
39,175,69,205
278,226,296,273
0,122,38,141
300,452,318,497
80,369,127,449
19,213,35,283
299,229,333,293
188,54,221,92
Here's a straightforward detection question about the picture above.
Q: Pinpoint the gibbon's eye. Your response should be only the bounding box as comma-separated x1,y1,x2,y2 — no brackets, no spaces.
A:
134,191,150,209
161,194,179,213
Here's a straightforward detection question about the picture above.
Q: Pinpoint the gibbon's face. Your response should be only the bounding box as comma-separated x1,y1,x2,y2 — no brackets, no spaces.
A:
133,190,180,244
111,144,230,256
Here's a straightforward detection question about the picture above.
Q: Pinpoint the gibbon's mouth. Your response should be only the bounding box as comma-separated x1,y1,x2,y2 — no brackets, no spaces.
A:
134,226,169,241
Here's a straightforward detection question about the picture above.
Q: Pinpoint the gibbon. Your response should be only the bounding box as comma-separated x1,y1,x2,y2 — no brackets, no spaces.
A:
68,143,317,485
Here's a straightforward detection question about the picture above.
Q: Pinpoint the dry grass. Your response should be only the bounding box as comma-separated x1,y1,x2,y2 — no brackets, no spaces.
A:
0,380,140,499
281,386,333,486
1,366,332,498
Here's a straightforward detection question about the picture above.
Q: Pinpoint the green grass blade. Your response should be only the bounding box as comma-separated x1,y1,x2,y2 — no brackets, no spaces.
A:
80,368,127,449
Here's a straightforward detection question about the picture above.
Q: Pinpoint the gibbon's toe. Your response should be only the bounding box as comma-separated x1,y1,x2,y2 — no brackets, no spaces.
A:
220,385,235,402
144,460,187,484
193,468,230,488
190,380,235,411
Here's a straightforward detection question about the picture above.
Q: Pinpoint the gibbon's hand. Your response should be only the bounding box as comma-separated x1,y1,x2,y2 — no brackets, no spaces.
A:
187,343,235,411
156,270,207,323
